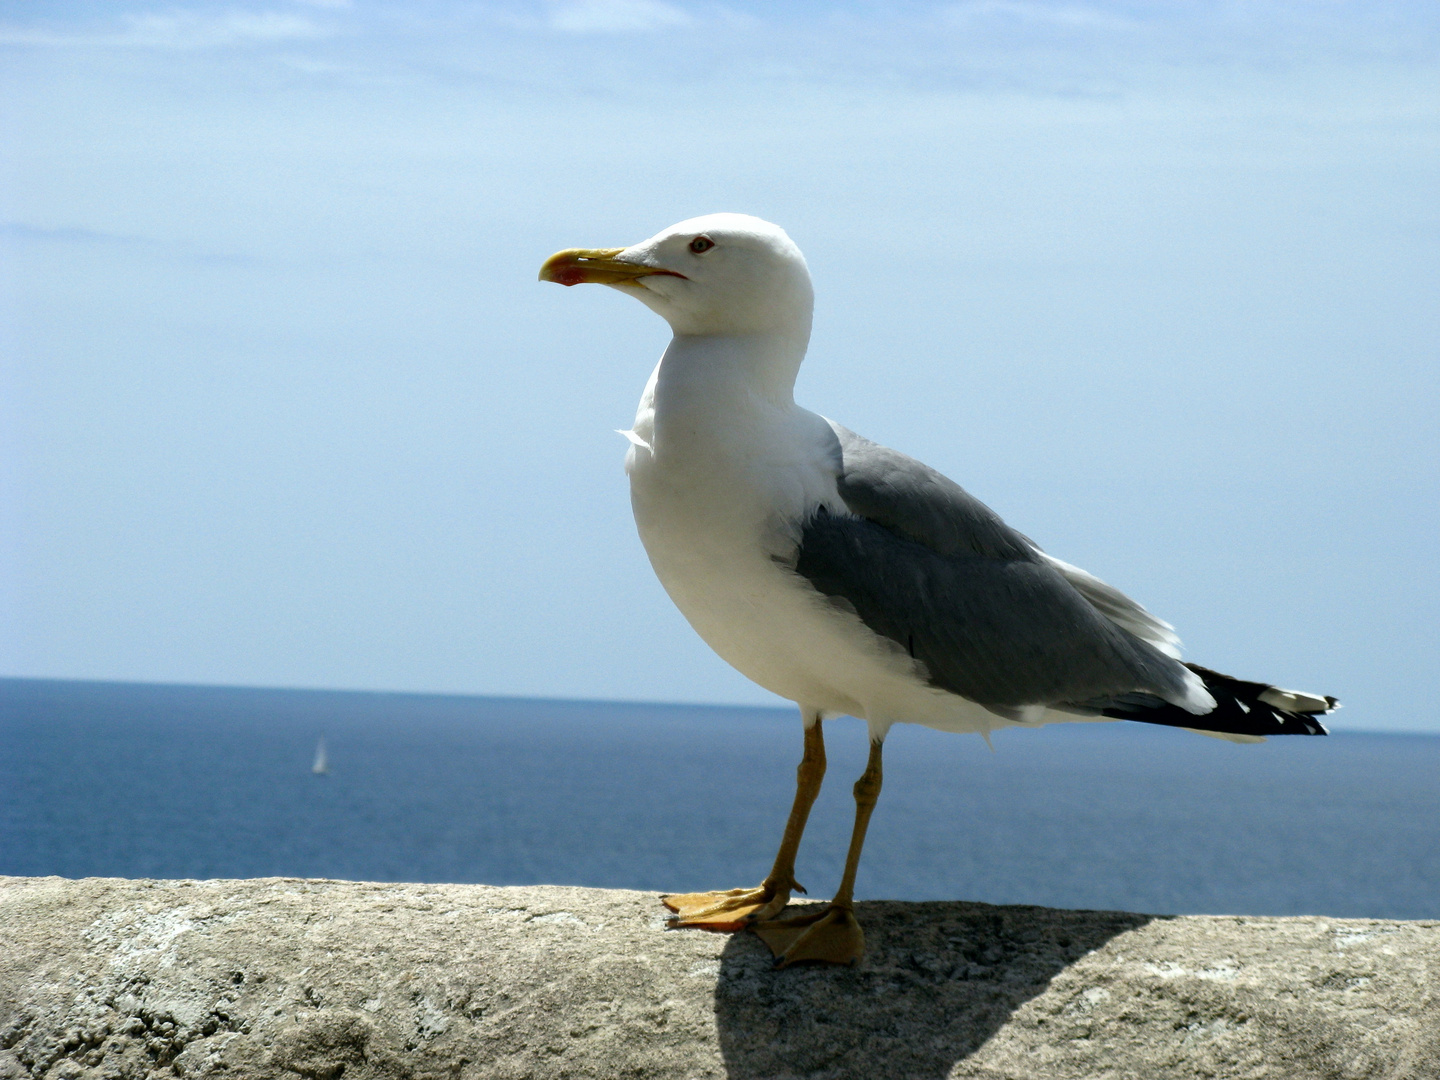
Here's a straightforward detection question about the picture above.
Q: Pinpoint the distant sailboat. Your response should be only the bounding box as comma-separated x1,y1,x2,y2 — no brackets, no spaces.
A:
311,737,329,775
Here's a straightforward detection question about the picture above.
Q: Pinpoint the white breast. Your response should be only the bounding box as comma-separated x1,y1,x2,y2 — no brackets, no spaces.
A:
623,341,1007,735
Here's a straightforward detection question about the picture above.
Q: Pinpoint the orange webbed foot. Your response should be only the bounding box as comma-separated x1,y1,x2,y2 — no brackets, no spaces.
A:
752,903,865,967
660,878,800,932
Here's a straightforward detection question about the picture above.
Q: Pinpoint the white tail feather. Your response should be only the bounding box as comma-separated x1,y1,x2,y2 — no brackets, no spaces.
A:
1258,687,1333,713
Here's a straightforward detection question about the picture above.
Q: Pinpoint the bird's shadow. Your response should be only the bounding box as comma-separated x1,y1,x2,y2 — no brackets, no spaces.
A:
713,900,1152,1080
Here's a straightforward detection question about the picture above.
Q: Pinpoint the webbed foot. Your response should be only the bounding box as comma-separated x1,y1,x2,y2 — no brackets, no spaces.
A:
752,903,865,967
660,879,800,931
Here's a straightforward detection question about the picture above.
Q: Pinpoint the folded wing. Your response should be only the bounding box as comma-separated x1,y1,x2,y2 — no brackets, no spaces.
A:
792,423,1332,737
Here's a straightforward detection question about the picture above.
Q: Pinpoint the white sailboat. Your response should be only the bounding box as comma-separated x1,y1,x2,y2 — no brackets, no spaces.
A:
311,737,329,775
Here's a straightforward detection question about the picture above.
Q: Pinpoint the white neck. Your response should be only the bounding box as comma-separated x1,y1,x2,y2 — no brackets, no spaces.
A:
654,329,808,418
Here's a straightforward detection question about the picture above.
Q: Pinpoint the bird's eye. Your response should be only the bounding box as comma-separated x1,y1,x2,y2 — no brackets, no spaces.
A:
689,236,715,254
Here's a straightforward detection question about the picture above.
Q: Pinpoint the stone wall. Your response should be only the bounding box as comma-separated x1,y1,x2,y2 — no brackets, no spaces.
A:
2,877,1437,1079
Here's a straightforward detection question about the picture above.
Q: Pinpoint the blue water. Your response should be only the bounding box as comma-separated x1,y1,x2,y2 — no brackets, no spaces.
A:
2,678,1437,919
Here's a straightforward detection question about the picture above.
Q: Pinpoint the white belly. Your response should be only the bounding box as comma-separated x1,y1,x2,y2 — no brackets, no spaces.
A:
624,385,1008,737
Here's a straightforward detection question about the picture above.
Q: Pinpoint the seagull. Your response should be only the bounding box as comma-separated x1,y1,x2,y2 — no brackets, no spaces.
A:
539,213,1336,967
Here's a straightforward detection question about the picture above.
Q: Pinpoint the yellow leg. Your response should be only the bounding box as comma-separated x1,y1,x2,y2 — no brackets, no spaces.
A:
753,736,883,966
662,714,826,931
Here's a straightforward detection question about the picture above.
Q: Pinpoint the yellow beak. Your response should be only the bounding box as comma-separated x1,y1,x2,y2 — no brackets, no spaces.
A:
538,248,685,287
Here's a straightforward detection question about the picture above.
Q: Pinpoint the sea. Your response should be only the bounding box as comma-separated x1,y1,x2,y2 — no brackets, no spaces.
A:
2,677,1437,921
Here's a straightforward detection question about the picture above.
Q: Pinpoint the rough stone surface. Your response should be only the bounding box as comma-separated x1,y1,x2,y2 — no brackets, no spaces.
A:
1,877,1437,1079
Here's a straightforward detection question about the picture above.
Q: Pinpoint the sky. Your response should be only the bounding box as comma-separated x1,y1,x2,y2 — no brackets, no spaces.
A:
1,1,1437,732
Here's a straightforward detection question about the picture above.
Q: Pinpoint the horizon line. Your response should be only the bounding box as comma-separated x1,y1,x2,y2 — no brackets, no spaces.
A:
1,674,1427,738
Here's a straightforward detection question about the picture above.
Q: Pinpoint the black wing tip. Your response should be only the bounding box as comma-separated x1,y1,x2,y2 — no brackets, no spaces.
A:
1101,666,1336,738
1106,703,1331,737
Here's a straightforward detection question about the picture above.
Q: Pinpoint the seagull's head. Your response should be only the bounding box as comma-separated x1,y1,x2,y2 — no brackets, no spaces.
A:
539,213,813,339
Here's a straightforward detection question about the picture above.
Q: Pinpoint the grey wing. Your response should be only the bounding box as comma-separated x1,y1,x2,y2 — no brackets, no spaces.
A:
798,423,1202,714
1035,553,1182,659
825,423,1034,561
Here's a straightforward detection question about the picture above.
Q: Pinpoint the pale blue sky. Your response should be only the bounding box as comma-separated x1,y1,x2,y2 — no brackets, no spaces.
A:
2,1,1437,732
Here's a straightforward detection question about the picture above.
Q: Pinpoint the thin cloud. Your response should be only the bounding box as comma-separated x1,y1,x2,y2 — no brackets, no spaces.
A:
0,223,141,244
0,9,332,50
944,1,1137,31
546,0,692,34
126,11,331,46
0,222,260,266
